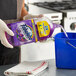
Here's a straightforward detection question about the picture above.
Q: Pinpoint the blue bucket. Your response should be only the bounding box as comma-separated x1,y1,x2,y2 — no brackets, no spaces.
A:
54,32,76,69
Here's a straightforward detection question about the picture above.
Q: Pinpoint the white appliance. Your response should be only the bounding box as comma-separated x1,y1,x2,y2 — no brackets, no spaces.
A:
28,4,62,36
62,10,76,32
21,4,62,62
31,1,76,32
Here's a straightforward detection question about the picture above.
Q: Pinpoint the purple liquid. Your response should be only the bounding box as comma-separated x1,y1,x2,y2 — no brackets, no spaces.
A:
53,23,68,38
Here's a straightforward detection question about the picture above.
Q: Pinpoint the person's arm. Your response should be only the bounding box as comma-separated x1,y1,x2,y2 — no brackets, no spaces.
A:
21,0,28,19
21,0,43,20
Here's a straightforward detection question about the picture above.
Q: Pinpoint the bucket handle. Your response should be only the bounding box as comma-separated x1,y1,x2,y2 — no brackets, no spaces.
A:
47,37,76,49
66,40,76,49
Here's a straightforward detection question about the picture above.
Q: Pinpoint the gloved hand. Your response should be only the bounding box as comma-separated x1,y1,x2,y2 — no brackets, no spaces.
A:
0,19,14,48
23,14,43,20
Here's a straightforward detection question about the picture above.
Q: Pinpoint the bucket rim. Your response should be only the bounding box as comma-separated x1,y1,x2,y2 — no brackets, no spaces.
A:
54,32,76,40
